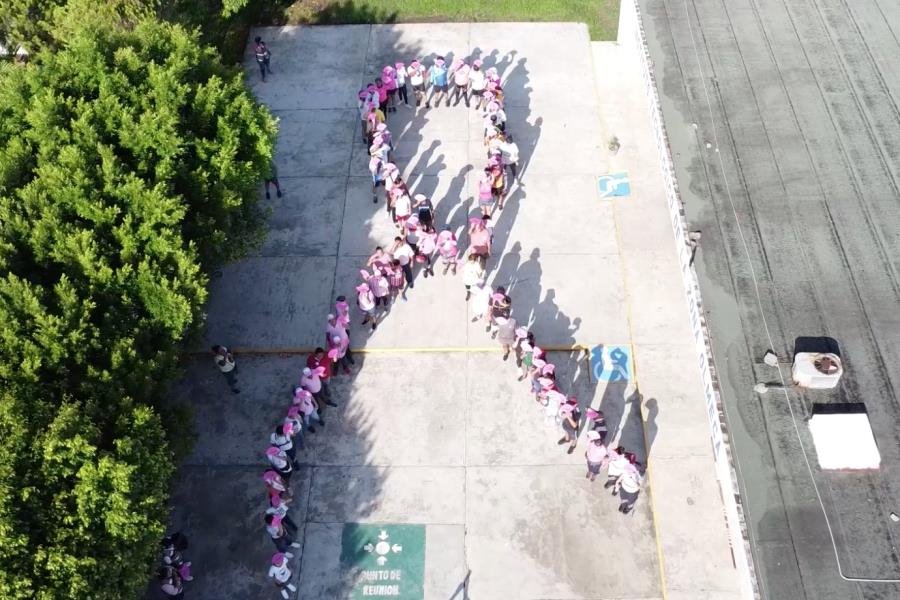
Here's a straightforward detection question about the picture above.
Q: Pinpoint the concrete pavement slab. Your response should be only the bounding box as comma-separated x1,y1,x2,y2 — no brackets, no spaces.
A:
366,24,471,81
332,254,470,349
306,466,465,524
258,175,346,257
273,109,357,177
465,465,661,599
244,25,369,110
621,251,695,345
307,354,467,467
203,256,335,349
338,174,470,257
477,252,630,347
168,466,311,600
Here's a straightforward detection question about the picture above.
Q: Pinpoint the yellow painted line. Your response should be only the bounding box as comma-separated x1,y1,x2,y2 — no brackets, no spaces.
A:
609,201,670,599
590,43,671,600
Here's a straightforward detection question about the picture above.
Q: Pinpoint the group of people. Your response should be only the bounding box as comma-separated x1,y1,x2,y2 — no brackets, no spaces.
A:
200,47,645,600
154,532,192,599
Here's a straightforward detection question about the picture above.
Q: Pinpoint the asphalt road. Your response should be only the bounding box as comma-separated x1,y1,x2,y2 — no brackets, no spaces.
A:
638,0,900,598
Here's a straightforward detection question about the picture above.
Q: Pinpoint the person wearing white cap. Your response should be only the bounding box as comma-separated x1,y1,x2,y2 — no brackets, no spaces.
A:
300,366,330,417
584,430,608,481
269,552,297,599
614,453,644,514
469,58,487,110
329,334,351,374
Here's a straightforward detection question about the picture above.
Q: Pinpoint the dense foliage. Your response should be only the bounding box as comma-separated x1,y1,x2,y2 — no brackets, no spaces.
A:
0,17,276,600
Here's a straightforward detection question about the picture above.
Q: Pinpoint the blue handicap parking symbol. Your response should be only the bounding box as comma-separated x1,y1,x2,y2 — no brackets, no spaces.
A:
590,344,633,382
597,173,631,198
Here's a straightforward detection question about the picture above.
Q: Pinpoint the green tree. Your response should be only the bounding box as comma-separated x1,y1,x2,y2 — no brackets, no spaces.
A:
0,18,276,599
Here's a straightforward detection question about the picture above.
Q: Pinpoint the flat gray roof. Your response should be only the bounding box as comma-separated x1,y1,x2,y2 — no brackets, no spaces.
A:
639,0,900,598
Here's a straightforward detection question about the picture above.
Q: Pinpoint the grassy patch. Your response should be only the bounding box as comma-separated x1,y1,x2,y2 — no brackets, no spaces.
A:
172,0,619,64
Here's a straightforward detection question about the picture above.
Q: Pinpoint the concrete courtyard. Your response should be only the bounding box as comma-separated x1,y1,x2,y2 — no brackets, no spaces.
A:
157,22,745,600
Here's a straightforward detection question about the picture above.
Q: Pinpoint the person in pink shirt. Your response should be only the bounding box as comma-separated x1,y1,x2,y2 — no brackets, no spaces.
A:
369,268,390,308
415,226,436,278
325,313,354,370
328,334,351,374
584,430,608,481
436,226,458,275
292,386,323,431
381,66,398,113
449,57,471,106
385,260,405,301
300,367,326,409
335,295,351,328
476,168,494,217
366,245,390,270
375,77,389,115
468,217,492,266
356,282,378,330
263,469,290,500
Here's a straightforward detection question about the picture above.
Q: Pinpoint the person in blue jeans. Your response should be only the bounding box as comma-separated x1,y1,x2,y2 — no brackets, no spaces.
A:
427,56,449,108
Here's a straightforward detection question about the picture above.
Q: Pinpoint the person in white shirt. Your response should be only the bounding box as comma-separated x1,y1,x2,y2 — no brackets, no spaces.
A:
270,423,300,463
603,446,628,490
268,552,298,599
407,58,427,107
498,134,520,181
469,58,487,109
614,453,644,514
211,345,239,394
461,253,484,301
390,236,416,291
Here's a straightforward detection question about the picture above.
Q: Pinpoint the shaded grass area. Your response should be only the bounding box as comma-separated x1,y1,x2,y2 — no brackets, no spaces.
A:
172,0,619,64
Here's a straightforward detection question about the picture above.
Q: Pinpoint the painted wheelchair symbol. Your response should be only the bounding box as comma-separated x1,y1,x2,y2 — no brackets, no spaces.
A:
590,344,632,382
597,172,631,198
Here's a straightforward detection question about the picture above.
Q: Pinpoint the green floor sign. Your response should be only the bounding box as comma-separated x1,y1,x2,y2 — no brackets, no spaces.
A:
340,523,426,599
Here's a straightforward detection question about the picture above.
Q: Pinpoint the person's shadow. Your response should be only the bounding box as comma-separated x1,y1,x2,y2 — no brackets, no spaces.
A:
509,247,542,327
491,241,522,292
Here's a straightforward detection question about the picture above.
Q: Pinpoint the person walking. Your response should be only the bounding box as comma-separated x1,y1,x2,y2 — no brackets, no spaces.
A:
265,514,301,553
328,335,352,375
468,217,492,265
266,493,299,535
263,469,291,502
462,253,484,300
300,366,333,410
370,268,390,309
615,454,644,514
390,236,416,290
394,62,410,107
382,65,398,112
558,398,581,454
415,227,437,278
160,537,193,582
470,282,491,324
355,282,378,330
265,446,294,484
476,169,495,217
271,423,300,465
584,430,608,481
292,387,323,431
254,37,272,81
487,288,511,338
604,446,628,491
156,566,185,599
408,59,427,107
499,134,520,182
264,161,283,199
414,194,435,232
495,316,518,361
490,163,508,211
325,313,355,368
269,552,298,600
211,345,239,394
449,57,471,106
469,59,487,109
306,348,334,403
437,228,458,275
427,55,449,108
585,408,608,443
